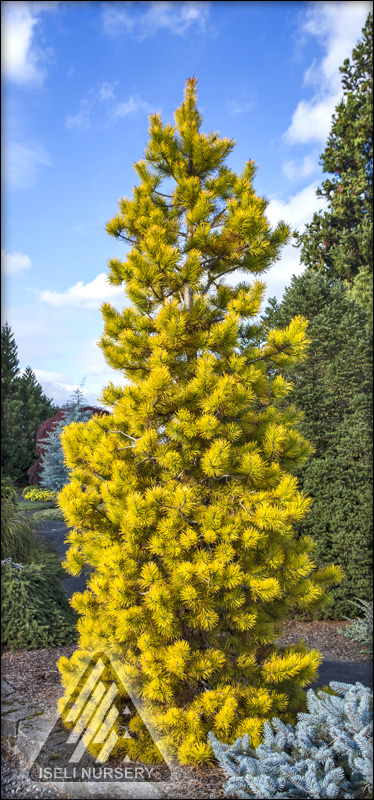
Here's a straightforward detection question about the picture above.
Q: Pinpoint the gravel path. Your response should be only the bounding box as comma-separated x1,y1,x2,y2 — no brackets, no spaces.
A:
1,740,63,799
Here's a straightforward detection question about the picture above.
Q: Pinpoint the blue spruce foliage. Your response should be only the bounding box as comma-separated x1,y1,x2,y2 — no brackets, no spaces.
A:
39,386,93,493
209,682,373,799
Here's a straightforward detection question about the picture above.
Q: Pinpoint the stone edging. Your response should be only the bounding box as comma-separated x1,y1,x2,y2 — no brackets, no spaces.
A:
1,679,164,799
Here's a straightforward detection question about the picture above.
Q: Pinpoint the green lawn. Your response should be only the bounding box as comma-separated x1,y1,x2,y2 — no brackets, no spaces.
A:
16,500,56,512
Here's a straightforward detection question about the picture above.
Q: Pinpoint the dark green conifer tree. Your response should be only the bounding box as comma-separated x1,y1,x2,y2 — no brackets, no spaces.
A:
1,561,78,650
1,321,20,402
262,271,372,618
297,13,373,316
1,324,57,481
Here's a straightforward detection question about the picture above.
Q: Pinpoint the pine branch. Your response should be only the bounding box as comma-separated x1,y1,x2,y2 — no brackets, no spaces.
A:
201,242,250,271
246,342,293,366
116,233,139,246
108,430,138,442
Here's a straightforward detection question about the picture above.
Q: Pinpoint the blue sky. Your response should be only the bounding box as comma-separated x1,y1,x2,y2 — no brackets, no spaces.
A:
1,0,371,407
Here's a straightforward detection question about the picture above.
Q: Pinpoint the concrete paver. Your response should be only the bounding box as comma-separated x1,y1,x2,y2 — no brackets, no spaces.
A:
59,781,164,799
2,678,17,698
1,691,47,739
310,659,373,690
2,682,165,799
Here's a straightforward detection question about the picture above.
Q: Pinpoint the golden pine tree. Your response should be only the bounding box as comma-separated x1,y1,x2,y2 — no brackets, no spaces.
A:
57,79,342,765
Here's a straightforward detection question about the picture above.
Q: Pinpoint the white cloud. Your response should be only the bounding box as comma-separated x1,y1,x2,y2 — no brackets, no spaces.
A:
38,272,126,309
113,94,154,118
65,82,112,131
32,368,66,383
286,93,342,145
3,302,120,407
33,343,121,408
302,1,370,91
282,153,319,181
264,243,304,304
260,183,328,302
32,373,114,409
66,82,154,130
1,0,59,85
98,81,117,100
32,370,102,407
266,181,327,234
65,96,95,131
285,1,371,144
1,249,32,275
102,1,210,40
1,2,41,83
101,3,134,35
2,308,66,362
31,370,91,407
4,141,51,189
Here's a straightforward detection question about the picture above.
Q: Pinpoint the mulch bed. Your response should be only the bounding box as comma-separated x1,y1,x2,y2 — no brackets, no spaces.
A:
277,618,371,662
1,620,369,712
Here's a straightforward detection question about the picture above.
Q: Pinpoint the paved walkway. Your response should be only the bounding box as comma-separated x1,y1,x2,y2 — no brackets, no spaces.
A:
36,520,89,599
310,659,372,690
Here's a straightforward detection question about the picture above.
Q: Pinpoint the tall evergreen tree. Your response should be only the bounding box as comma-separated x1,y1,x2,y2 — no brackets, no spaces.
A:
57,80,341,765
297,13,373,313
1,322,20,478
1,324,57,481
1,321,19,402
39,387,94,492
262,271,372,618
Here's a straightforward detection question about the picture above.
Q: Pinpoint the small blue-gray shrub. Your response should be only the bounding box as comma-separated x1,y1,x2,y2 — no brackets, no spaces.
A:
338,600,373,657
209,681,373,799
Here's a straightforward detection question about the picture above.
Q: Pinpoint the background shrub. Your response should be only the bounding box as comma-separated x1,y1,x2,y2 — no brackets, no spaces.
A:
31,508,65,523
1,492,77,650
1,474,18,503
22,487,56,502
1,491,59,565
1,496,36,563
1,560,78,650
339,599,373,658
